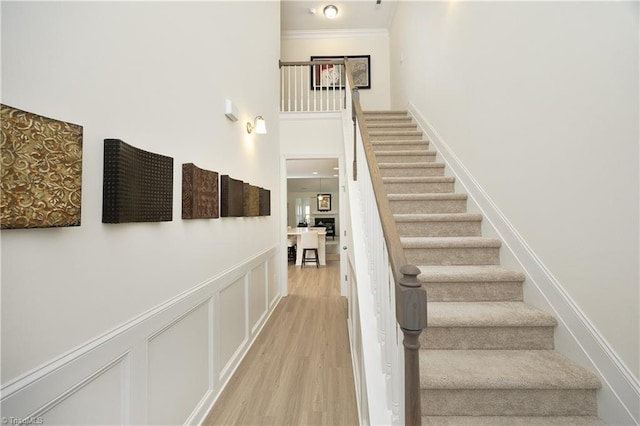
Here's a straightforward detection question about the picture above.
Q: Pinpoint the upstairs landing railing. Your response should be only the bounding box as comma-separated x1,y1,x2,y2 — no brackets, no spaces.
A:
279,60,346,112
342,59,428,425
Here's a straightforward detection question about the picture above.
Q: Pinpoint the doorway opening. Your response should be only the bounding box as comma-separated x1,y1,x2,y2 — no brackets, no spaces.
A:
284,157,345,295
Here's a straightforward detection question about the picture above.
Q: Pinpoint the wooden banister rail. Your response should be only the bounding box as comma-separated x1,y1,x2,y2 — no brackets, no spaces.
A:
279,59,345,67
345,59,428,425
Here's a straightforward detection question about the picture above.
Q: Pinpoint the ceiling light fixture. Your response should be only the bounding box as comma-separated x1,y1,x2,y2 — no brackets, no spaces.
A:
323,5,338,19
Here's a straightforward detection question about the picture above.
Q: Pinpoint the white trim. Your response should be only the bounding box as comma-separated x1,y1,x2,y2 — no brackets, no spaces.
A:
281,28,389,40
280,111,343,121
408,101,640,426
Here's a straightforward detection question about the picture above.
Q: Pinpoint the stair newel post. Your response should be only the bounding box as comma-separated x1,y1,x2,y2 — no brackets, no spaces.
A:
396,264,427,425
351,87,359,181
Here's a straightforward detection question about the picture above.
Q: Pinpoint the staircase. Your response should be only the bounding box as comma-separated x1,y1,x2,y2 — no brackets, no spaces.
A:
363,111,604,425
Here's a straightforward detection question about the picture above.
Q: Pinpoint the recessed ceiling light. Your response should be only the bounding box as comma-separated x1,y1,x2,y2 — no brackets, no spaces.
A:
312,171,318,175
323,5,338,19
333,167,339,170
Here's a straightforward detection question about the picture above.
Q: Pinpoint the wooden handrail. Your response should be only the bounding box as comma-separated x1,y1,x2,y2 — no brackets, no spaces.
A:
279,59,345,67
345,59,427,426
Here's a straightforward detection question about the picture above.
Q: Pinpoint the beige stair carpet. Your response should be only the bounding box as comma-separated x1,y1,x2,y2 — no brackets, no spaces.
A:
362,110,604,425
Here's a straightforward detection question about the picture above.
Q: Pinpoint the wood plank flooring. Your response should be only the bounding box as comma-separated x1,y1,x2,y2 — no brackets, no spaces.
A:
203,260,359,425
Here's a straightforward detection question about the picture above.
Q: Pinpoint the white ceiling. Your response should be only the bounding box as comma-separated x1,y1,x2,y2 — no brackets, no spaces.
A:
287,158,339,178
287,159,339,193
281,0,398,33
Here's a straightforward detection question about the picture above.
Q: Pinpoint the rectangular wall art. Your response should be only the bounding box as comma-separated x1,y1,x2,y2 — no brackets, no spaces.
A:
259,188,271,216
1,104,83,229
182,163,219,219
243,183,260,217
220,175,244,217
102,139,173,223
310,55,371,90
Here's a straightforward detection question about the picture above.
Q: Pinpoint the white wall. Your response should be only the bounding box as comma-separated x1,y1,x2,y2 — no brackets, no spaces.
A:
389,0,639,421
281,31,391,111
1,2,281,423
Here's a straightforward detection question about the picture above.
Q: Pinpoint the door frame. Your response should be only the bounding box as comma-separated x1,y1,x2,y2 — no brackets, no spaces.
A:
280,155,347,297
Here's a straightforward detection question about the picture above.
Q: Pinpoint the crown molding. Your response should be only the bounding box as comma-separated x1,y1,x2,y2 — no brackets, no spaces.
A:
281,28,389,40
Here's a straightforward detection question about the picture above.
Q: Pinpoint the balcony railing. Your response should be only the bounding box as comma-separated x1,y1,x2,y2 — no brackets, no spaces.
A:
279,60,346,112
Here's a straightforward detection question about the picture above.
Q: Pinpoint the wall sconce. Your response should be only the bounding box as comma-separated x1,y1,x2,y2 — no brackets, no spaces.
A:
246,116,267,134
323,5,338,19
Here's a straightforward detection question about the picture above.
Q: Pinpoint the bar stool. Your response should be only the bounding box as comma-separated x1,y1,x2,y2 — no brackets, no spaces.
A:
287,236,297,262
300,231,319,268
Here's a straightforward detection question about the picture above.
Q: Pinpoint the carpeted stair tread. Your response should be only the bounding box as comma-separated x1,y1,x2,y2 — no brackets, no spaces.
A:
419,350,601,390
375,150,435,156
389,193,466,200
416,265,525,283
422,416,606,425
364,110,408,115
369,130,423,137
379,162,440,169
384,176,454,184
395,213,482,222
401,236,502,249
427,301,557,327
371,140,429,146
367,122,417,129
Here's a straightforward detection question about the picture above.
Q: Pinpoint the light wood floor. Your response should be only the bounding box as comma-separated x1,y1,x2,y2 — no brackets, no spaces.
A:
203,260,359,426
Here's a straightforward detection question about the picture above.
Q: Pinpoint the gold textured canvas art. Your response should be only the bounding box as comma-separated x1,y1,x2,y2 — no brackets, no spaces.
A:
1,104,83,229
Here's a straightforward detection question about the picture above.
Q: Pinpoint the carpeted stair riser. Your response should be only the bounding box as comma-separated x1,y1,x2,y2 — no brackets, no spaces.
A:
422,389,598,417
395,214,482,237
417,265,526,302
423,327,554,350
384,177,455,194
402,237,502,265
372,140,430,151
389,194,468,214
422,301,557,350
425,281,523,302
365,116,413,123
379,163,446,177
405,246,501,266
376,150,437,163
422,416,606,425
369,131,424,141
367,122,418,130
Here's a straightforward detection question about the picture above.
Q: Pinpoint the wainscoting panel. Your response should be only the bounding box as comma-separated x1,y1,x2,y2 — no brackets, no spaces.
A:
38,355,127,425
0,245,281,425
267,255,279,308
249,263,267,334
218,276,248,376
147,301,210,425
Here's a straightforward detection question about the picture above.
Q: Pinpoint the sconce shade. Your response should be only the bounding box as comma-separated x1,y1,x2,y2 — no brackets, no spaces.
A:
323,5,338,19
254,116,267,134
247,115,267,134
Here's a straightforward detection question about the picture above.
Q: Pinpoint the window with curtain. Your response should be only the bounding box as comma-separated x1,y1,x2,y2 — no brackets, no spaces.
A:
295,198,311,226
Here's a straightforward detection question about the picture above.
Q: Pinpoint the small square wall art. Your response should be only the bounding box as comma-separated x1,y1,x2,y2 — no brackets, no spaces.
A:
182,163,219,219
102,139,173,223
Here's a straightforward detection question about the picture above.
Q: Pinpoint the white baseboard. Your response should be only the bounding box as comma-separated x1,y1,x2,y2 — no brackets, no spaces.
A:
1,245,282,426
408,102,639,426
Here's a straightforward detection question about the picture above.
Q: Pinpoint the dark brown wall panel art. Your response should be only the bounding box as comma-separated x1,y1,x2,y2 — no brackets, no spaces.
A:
1,104,83,229
182,163,219,219
243,183,260,217
102,139,173,223
259,188,271,216
220,175,244,217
